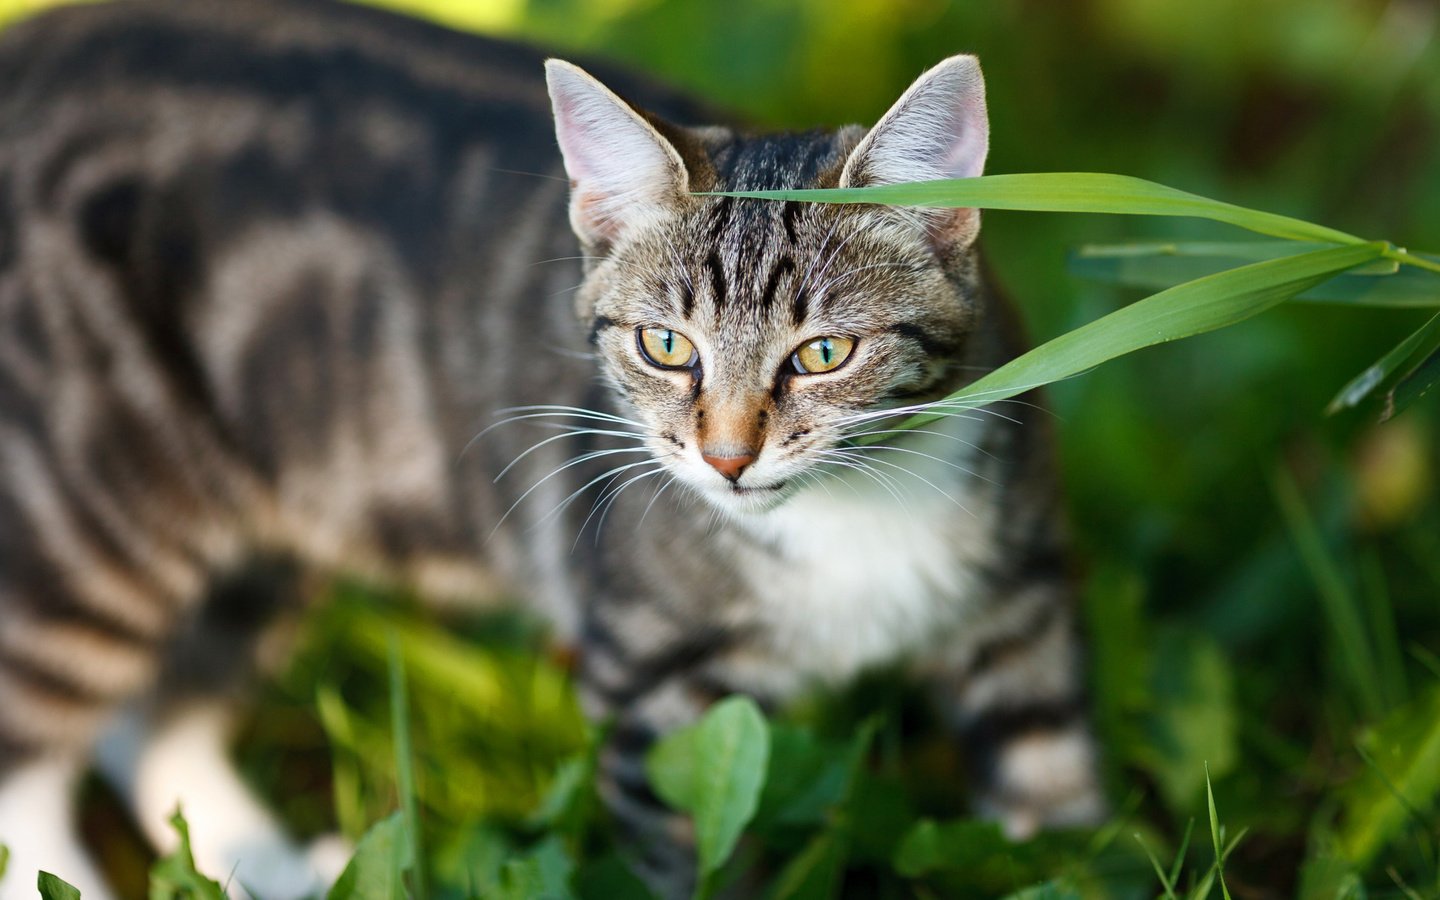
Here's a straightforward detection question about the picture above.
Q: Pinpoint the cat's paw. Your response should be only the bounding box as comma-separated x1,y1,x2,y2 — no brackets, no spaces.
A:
305,831,355,885
979,727,1107,840
0,758,117,900
206,832,344,900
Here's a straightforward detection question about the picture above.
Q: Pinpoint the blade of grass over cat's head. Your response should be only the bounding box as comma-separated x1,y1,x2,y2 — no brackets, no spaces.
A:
706,174,1365,244
852,243,1386,439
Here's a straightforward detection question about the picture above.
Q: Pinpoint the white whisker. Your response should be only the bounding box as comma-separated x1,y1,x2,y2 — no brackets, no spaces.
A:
494,427,650,482
489,451,655,539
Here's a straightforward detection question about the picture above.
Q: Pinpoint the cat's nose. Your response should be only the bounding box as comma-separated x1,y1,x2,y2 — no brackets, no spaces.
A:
701,451,756,482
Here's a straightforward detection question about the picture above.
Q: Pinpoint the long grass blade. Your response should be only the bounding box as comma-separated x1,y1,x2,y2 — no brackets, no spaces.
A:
389,637,428,900
1205,766,1234,900
1328,310,1440,416
1387,347,1440,419
1072,243,1440,308
707,173,1365,244
856,242,1385,438
1270,467,1386,719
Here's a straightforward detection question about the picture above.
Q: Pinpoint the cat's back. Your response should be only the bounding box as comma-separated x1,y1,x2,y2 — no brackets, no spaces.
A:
0,0,557,113
0,0,569,256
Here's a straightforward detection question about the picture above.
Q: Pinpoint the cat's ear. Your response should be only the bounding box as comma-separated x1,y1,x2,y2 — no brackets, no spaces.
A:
840,55,989,253
546,60,689,250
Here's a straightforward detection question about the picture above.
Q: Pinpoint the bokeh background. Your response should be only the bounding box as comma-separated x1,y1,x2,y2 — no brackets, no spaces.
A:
2,0,1438,896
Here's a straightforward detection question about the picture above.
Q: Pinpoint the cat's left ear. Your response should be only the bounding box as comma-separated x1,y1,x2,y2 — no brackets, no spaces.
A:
840,55,989,254
546,60,689,251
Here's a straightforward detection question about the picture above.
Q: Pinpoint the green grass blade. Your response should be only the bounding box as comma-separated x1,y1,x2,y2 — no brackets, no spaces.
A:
856,243,1385,438
1072,243,1440,308
1134,834,1180,900
389,637,428,900
706,173,1365,243
1170,818,1196,888
1204,766,1234,900
1327,311,1440,415
1271,467,1386,719
1387,346,1440,418
1360,551,1410,710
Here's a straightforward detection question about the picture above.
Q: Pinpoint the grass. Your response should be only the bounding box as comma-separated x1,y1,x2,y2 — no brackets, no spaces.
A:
3,0,1440,897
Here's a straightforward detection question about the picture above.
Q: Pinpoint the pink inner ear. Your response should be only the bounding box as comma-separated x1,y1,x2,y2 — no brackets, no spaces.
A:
942,92,988,181
547,63,687,246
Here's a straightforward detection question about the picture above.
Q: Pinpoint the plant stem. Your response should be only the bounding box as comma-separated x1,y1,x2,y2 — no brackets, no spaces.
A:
1387,248,1440,276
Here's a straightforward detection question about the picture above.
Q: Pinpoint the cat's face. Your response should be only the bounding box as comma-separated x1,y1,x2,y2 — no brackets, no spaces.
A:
548,57,989,515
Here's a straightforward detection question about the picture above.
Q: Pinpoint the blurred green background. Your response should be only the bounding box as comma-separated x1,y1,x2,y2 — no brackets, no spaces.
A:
3,0,1439,896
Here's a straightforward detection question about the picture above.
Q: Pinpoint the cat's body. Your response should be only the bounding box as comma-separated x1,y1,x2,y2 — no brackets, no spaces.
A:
0,1,1102,896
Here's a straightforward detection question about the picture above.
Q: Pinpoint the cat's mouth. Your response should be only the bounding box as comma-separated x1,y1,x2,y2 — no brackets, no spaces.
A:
731,481,786,496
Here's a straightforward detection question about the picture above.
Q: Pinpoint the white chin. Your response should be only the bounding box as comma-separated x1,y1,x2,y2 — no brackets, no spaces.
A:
701,482,792,515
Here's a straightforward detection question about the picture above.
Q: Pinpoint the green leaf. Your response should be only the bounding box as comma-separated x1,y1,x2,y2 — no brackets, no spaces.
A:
753,727,852,830
149,809,227,900
892,819,1011,877
1337,683,1440,865
327,813,410,900
37,872,81,900
756,718,876,832
0,843,8,881
1328,311,1440,415
646,696,771,884
855,242,1386,439
707,173,1365,243
1071,242,1439,307
1143,630,1237,811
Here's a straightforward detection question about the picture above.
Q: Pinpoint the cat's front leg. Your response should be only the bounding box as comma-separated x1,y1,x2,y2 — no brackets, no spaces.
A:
926,579,1107,839
577,599,735,898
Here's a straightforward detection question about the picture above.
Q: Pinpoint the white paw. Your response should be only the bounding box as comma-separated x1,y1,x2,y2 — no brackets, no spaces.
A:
0,757,117,900
983,727,1108,839
215,833,332,900
306,832,355,885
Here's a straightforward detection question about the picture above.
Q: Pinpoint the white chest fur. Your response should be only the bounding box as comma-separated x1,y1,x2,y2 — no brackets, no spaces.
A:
734,419,996,685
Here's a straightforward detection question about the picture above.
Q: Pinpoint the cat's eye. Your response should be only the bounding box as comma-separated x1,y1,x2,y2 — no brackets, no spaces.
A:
637,327,698,369
791,336,855,375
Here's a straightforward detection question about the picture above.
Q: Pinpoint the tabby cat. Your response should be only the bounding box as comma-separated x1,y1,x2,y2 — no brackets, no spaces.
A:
0,0,1104,896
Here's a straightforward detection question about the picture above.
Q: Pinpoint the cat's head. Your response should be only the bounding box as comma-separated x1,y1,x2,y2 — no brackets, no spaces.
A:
546,57,989,515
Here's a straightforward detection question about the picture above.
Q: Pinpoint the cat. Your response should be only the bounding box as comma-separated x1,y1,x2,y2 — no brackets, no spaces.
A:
0,0,1105,896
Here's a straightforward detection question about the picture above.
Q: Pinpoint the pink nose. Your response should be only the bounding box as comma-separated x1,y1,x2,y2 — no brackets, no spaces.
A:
702,451,756,482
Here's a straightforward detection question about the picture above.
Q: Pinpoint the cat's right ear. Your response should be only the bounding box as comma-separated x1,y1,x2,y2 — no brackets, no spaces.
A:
546,60,689,250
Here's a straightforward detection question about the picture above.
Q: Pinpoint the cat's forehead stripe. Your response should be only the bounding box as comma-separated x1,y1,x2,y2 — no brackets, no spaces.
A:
759,256,794,314
704,250,727,307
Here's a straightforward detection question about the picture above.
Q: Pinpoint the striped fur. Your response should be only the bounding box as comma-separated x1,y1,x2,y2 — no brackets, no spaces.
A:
0,1,1102,895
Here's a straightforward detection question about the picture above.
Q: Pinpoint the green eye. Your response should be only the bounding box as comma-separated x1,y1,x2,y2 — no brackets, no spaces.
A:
638,327,698,369
791,336,855,374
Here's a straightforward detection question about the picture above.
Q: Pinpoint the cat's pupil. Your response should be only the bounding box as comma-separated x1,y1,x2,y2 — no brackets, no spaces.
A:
818,339,833,364
662,331,675,354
